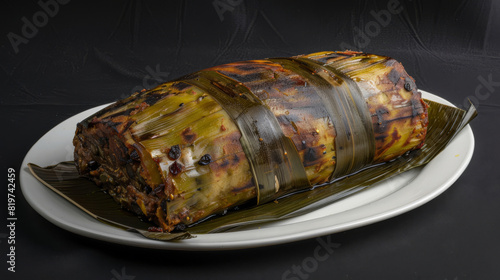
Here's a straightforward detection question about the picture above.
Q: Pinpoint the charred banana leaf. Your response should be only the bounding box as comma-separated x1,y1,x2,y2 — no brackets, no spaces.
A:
71,51,428,232
29,98,475,238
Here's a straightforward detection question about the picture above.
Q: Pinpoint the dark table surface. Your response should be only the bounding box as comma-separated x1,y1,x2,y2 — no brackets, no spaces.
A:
1,0,499,279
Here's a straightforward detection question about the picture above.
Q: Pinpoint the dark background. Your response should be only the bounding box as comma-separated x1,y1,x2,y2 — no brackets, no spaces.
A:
1,0,499,279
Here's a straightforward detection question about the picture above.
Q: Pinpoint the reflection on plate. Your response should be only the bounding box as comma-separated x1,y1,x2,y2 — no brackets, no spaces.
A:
19,91,474,250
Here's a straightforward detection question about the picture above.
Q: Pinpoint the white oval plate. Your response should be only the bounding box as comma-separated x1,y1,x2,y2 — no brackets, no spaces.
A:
20,91,474,250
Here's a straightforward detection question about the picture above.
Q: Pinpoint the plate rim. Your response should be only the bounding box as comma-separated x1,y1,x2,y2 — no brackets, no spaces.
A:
19,90,475,250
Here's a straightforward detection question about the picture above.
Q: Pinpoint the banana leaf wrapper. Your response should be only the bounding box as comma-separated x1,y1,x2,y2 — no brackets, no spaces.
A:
29,51,476,240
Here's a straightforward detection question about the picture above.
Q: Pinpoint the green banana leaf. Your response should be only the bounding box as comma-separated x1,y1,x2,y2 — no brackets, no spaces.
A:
28,98,476,241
